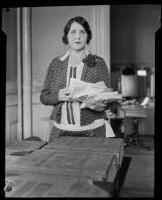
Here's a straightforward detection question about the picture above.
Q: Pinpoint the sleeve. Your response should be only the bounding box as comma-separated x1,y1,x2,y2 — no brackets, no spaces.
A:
40,58,60,106
96,57,111,110
96,57,111,88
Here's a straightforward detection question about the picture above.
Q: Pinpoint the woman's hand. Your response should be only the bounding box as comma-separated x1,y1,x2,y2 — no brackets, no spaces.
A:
80,96,106,111
58,87,72,102
92,102,107,111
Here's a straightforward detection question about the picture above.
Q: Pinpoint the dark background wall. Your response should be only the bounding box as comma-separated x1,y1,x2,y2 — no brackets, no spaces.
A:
110,4,161,65
110,4,160,97
2,8,17,82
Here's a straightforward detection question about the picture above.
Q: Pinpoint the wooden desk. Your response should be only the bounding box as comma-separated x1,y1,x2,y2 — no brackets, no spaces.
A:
122,105,147,118
121,105,148,145
118,105,155,136
5,138,124,197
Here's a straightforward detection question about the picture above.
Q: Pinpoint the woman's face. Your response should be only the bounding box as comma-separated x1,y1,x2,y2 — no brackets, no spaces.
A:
67,22,88,51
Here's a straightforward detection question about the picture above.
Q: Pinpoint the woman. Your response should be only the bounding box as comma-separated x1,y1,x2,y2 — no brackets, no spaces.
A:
40,16,114,142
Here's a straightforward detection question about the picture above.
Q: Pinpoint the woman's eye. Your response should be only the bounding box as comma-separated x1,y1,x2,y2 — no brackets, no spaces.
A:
80,30,86,34
71,30,76,34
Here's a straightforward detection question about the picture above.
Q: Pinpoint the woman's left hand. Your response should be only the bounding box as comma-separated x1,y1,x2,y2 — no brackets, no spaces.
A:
80,96,106,111
93,102,107,111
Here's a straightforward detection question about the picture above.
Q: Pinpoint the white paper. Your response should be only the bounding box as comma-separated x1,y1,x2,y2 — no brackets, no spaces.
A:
105,120,115,137
69,78,108,98
69,78,122,109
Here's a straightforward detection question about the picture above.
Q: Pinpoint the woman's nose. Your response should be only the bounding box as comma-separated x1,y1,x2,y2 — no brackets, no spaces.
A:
75,32,81,39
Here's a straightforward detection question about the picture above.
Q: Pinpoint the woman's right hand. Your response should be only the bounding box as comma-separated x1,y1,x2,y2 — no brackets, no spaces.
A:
58,87,72,102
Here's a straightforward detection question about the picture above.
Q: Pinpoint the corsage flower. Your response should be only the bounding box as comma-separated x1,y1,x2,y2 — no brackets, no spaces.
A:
82,54,97,68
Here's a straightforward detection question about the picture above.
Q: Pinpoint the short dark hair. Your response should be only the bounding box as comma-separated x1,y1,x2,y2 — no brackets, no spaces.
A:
62,16,92,45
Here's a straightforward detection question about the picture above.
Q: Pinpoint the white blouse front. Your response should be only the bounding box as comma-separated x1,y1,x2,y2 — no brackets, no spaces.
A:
61,61,84,126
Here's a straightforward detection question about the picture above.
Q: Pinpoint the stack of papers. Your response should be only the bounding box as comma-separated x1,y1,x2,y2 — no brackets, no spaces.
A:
69,78,122,109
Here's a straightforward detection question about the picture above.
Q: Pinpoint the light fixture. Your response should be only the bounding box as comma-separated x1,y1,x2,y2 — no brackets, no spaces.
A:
137,69,147,76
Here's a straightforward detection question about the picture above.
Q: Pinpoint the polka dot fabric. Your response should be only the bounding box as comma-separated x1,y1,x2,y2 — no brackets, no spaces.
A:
49,124,106,143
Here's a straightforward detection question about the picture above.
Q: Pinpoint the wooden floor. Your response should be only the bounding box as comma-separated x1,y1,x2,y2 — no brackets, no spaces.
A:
118,136,154,197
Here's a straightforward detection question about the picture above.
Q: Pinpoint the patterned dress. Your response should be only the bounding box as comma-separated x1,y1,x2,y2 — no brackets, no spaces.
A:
40,50,111,142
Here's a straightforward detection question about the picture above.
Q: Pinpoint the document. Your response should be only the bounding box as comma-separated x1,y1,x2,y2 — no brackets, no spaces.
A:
69,78,122,109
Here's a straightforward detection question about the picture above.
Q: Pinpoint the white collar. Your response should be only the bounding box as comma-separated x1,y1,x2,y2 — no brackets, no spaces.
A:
59,49,90,61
